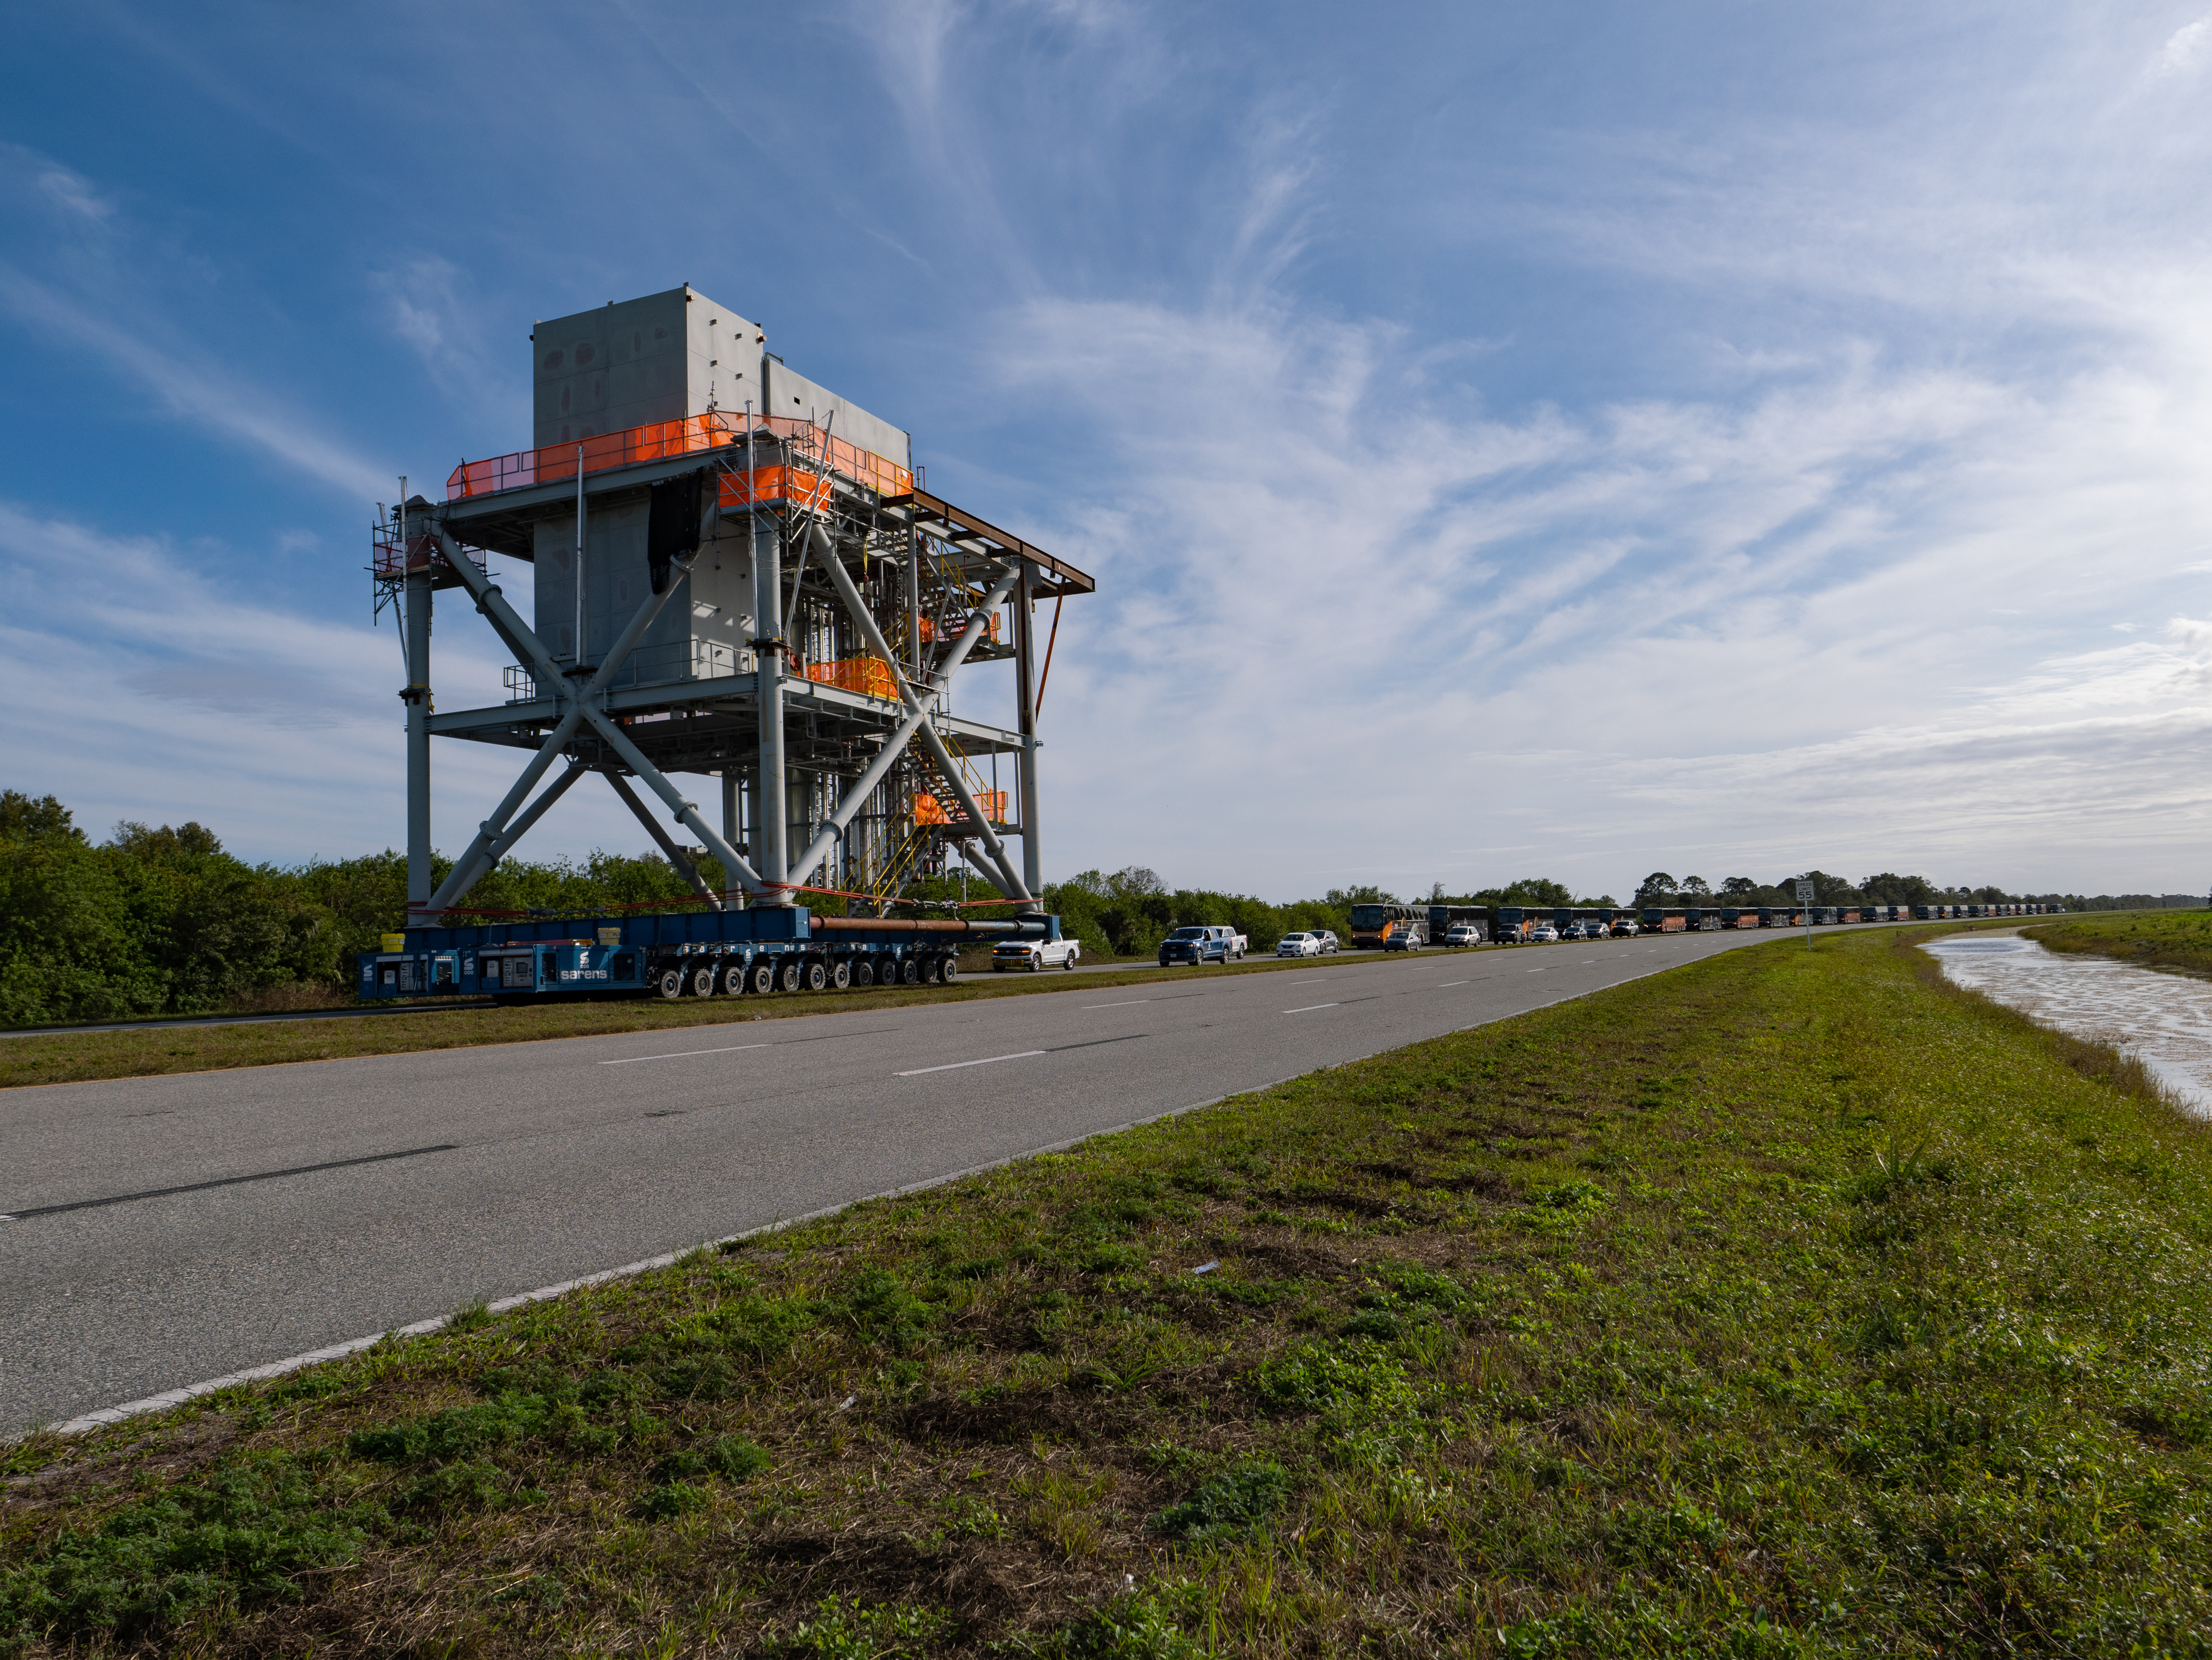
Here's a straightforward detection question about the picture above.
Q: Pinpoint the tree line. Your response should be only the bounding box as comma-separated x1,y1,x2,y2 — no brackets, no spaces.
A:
0,788,2190,1025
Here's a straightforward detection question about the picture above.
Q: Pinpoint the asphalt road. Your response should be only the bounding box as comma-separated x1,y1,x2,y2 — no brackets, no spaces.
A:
2,925,1857,1430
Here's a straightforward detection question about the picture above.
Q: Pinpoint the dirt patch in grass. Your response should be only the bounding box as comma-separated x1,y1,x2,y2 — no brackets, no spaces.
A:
8,929,2212,1655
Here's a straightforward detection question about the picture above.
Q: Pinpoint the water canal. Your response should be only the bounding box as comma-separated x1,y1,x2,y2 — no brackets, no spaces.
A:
1922,933,2212,1116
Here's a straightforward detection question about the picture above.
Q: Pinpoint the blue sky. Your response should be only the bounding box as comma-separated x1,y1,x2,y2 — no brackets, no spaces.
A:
4,2,2211,900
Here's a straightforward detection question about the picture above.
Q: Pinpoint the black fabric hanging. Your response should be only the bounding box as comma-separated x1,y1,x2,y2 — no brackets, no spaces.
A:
646,469,706,594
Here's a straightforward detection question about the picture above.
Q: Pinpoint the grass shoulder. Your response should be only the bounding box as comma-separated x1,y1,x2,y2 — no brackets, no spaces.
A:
2024,907,2212,977
7,928,2211,1654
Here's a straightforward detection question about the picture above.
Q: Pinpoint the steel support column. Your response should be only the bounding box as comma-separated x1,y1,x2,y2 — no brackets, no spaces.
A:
1013,559,1041,899
403,552,432,918
753,512,789,900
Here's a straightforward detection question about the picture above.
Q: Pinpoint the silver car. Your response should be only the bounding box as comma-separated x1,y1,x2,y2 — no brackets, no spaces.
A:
1276,931,1324,958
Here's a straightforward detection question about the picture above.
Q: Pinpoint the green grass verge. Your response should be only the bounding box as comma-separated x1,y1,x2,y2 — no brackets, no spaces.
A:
2025,908,2212,978
6,928,2210,1656
0,952,1392,1092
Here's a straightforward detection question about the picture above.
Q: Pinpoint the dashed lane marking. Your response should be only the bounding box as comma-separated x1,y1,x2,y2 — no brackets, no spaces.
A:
1283,1003,1339,1014
896,1050,1046,1077
600,1043,773,1066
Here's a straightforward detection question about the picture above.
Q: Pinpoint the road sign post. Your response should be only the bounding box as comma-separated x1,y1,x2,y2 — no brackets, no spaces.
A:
1796,879,1815,949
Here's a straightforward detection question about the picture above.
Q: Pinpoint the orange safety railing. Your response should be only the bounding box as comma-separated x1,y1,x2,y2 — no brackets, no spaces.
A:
445,412,912,502
803,655,904,702
915,791,1009,825
917,613,1001,645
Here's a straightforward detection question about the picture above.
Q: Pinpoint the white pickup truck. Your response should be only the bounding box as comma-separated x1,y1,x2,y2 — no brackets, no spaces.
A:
993,937,1083,972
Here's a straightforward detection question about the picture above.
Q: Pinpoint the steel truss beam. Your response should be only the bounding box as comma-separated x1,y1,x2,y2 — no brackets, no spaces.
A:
421,525,767,916
806,522,1031,902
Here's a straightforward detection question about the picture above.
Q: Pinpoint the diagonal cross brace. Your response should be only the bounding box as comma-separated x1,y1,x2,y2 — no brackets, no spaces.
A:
809,523,1032,901
575,703,763,899
786,558,1018,896
422,706,586,915
422,518,767,910
426,742,590,915
605,771,720,908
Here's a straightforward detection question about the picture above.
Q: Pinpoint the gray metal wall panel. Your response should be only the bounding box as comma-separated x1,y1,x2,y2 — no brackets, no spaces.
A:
763,360,911,472
533,288,762,450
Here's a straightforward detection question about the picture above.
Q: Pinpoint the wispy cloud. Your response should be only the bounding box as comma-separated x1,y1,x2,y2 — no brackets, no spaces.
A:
2160,13,2212,74
0,262,392,502
0,502,653,863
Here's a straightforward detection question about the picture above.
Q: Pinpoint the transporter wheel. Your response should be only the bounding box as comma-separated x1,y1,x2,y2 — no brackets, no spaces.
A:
803,958,828,993
749,961,776,996
852,956,876,988
901,957,923,986
655,966,684,1000
941,954,959,983
830,959,851,990
689,964,718,998
778,958,803,994
721,963,748,996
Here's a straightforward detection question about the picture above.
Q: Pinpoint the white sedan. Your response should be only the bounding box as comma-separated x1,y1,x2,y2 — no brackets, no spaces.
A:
1275,931,1325,957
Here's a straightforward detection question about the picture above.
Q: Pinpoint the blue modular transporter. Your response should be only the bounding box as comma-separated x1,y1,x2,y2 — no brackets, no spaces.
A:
358,907,1062,1002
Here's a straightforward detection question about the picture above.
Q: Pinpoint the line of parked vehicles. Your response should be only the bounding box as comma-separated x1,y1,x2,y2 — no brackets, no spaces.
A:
1344,900,2063,949
1140,899,2063,971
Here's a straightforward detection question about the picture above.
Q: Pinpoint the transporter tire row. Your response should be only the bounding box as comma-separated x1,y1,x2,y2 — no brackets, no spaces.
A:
648,946,960,1002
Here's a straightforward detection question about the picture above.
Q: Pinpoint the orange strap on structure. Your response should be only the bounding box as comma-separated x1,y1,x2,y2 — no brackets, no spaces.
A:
1035,590,1064,714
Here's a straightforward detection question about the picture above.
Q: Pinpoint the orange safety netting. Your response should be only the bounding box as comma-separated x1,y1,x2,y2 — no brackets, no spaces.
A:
915,791,1009,825
445,412,913,502
803,656,904,702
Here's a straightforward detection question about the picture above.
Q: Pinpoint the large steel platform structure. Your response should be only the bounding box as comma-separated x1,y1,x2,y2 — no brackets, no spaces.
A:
375,285,1091,927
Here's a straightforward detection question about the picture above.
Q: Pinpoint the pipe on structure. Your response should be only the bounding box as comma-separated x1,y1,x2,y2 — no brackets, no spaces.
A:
810,914,1039,934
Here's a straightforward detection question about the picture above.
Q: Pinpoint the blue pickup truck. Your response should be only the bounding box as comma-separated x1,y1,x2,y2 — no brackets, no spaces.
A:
1159,925,1244,966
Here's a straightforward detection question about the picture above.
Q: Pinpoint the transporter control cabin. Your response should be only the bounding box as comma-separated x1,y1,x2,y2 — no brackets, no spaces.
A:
361,284,1092,1002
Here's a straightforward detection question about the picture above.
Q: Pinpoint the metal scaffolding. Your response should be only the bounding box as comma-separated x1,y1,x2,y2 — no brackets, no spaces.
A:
374,389,1091,927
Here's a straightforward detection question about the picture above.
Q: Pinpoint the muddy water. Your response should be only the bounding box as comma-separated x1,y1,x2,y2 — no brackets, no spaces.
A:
1922,934,2212,1116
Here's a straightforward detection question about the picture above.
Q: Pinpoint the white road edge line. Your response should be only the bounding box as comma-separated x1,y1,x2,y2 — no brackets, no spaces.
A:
599,1043,774,1066
896,1050,1046,1077
1283,1003,1339,1014
1083,1000,1149,1009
